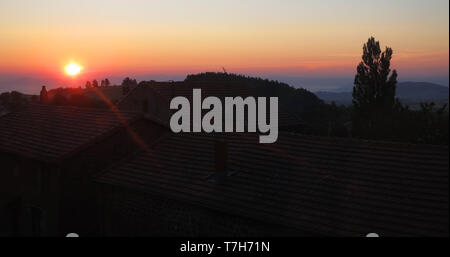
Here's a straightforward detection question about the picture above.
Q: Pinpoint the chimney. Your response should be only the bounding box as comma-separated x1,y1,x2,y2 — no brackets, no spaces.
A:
40,86,48,104
214,140,228,181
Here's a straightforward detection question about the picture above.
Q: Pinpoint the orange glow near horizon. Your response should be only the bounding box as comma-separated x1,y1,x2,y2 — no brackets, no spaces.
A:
0,0,448,81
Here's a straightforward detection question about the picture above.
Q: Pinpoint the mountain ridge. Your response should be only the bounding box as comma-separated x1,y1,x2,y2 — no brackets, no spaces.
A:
316,82,449,106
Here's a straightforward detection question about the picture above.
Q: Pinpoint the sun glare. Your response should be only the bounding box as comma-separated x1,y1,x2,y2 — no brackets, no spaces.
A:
65,62,83,76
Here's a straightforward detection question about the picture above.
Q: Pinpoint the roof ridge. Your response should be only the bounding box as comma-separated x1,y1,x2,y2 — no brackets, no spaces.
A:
280,131,449,150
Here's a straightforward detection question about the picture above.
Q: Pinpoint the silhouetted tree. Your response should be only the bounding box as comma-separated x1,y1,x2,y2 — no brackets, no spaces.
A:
416,102,448,144
0,91,29,111
104,78,111,87
85,81,92,89
352,37,398,139
101,79,105,87
92,79,99,88
121,77,137,95
40,86,49,104
122,77,137,87
0,91,30,111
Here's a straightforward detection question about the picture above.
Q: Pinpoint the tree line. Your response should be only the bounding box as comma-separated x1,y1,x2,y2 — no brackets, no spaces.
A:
85,78,111,88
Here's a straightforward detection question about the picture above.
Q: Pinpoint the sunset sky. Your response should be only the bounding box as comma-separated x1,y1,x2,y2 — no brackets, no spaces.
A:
0,0,448,92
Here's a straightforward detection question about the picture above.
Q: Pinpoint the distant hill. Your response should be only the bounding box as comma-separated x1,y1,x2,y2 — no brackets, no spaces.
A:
396,82,449,100
316,82,449,107
184,72,323,112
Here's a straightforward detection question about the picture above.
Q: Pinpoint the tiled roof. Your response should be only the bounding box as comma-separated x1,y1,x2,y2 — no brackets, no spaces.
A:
96,132,449,236
0,104,141,162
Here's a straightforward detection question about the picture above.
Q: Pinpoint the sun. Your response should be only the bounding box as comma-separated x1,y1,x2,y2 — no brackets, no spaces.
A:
65,62,83,76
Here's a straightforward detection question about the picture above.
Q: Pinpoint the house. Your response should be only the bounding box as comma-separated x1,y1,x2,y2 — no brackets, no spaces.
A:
1,87,448,237
95,132,449,236
0,103,166,236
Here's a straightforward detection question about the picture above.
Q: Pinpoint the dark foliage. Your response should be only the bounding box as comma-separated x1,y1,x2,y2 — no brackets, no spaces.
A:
300,102,352,137
350,37,448,145
92,79,99,88
392,103,449,145
0,91,30,112
45,87,109,109
185,72,323,113
352,37,398,140
122,77,137,95
40,86,49,104
104,78,111,87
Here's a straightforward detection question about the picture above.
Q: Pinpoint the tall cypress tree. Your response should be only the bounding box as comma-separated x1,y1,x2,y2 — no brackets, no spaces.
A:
352,37,398,139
